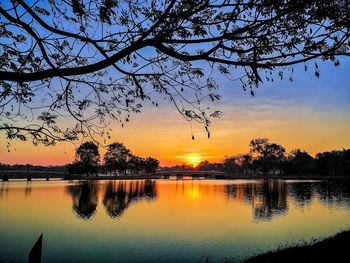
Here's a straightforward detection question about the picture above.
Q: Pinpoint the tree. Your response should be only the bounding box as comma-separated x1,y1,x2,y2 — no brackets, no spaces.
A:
71,141,100,175
240,154,253,176
0,0,349,145
197,160,224,171
103,142,131,174
127,155,144,174
143,157,160,174
224,156,241,175
197,160,212,171
223,154,253,176
315,149,350,176
289,149,314,175
249,138,286,175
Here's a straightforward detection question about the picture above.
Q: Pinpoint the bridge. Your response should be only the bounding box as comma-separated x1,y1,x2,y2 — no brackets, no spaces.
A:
0,171,68,181
0,170,225,181
156,170,225,180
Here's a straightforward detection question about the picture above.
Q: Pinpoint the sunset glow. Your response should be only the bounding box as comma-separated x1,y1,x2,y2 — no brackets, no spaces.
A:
185,153,202,167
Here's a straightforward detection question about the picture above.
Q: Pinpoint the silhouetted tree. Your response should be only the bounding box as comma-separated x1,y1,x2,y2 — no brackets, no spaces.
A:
315,150,350,176
224,153,254,176
127,155,144,174
143,157,160,174
197,160,224,171
240,154,253,175
69,141,100,175
224,156,241,175
289,149,314,175
197,160,211,171
1,1,349,145
249,138,286,175
104,142,131,175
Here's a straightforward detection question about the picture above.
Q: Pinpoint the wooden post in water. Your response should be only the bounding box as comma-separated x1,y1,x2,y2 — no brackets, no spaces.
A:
28,234,43,263
46,175,50,181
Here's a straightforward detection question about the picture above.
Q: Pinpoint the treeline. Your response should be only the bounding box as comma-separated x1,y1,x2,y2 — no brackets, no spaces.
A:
197,138,350,176
0,163,66,172
67,141,160,176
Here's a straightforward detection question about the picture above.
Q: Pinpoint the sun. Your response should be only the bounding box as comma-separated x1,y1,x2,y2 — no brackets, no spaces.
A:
185,153,201,167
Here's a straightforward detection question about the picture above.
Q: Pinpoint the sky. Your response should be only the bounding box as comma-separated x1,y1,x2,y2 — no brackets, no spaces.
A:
1,1,349,167
1,58,349,166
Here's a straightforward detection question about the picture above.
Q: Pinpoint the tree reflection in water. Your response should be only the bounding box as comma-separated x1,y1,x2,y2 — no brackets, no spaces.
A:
0,183,9,198
63,179,349,221
316,180,350,209
66,182,99,220
253,181,288,221
24,183,32,197
103,180,157,218
288,182,314,208
224,180,350,222
225,181,288,221
65,180,157,220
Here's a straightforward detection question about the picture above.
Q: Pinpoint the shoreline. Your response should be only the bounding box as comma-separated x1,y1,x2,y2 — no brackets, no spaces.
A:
244,230,350,263
1,173,350,181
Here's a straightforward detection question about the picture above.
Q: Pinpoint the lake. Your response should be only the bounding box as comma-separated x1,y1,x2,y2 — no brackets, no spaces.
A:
1,179,350,262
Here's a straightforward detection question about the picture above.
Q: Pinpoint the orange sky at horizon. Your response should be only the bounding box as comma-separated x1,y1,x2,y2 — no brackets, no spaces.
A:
0,101,349,167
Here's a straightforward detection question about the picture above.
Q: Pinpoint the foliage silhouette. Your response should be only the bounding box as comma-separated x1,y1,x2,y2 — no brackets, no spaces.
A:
143,157,160,174
104,142,131,175
219,138,350,177
0,0,349,145
127,155,144,174
67,141,100,175
102,142,160,175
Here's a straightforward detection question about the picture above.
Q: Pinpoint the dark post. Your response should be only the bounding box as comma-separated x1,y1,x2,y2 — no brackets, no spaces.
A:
28,234,43,263
46,175,50,181
2,173,9,181
26,164,31,181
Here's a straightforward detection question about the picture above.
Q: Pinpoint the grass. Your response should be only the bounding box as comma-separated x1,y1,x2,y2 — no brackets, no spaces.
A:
244,230,350,263
200,230,350,263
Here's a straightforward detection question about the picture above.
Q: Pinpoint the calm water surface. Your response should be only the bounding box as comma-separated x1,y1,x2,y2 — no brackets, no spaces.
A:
1,179,350,262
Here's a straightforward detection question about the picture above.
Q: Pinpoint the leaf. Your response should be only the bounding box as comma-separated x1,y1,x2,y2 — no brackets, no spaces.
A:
34,7,50,16
315,69,320,78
